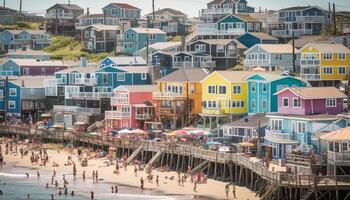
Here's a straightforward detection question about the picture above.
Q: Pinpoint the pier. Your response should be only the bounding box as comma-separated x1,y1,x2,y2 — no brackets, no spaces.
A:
1,125,350,200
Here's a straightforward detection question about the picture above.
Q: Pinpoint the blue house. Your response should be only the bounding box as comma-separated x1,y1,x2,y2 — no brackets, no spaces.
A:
0,30,51,52
123,28,166,55
102,3,141,20
237,32,278,48
99,56,147,68
0,80,21,118
247,73,307,114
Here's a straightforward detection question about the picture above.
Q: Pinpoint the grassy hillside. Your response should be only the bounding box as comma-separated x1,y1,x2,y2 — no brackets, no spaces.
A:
0,22,41,30
43,36,113,62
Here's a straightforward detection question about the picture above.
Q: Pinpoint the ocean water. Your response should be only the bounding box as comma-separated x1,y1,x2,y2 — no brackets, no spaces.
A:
0,165,200,200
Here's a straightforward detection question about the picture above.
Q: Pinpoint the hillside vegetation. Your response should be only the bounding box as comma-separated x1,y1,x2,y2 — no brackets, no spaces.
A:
0,22,41,30
44,36,113,62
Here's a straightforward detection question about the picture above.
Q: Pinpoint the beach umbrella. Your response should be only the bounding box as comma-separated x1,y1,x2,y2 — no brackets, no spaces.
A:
190,130,213,136
118,129,132,134
74,122,86,125
218,146,231,152
205,141,221,146
131,129,147,134
52,124,64,129
170,129,190,136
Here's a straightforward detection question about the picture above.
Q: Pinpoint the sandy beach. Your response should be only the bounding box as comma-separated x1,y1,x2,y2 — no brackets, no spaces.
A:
1,142,260,200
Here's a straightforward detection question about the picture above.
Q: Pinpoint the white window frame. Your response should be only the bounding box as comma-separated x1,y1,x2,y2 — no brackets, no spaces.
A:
8,101,15,109
339,67,346,75
233,85,241,94
323,53,333,60
208,85,216,94
323,67,333,74
262,99,267,110
293,98,301,108
218,86,226,94
262,83,267,93
271,119,283,131
251,83,256,93
338,53,346,60
282,97,289,108
41,67,45,75
251,99,256,109
9,88,17,97
326,99,336,107
141,73,147,80
0,81,4,87
296,121,306,134
117,73,126,81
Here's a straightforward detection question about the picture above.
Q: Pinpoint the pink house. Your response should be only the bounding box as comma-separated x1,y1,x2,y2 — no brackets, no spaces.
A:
275,87,346,115
105,85,157,133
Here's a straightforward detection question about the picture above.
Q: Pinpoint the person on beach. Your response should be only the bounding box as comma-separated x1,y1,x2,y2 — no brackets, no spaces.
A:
232,184,236,198
26,173,29,178
111,185,114,193
134,165,138,177
37,171,40,178
140,177,144,190
90,191,94,199
51,194,54,200
156,175,159,186
55,180,58,188
95,170,98,182
64,185,68,195
53,170,56,177
71,191,74,196
83,171,86,181
193,181,197,192
92,171,95,181
46,183,49,189
225,184,229,198
115,185,118,193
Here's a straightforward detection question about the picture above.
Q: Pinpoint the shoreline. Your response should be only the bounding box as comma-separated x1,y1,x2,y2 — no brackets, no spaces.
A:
1,142,260,200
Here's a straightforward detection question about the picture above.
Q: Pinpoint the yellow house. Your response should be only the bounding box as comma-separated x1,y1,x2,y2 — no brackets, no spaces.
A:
153,68,209,129
200,71,256,129
299,43,350,86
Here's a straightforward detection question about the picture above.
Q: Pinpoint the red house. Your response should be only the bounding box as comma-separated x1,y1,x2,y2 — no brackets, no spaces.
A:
105,85,156,133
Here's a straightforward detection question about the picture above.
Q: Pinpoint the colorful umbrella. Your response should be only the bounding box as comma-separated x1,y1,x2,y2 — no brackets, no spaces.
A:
118,129,132,134
190,130,212,136
218,146,231,152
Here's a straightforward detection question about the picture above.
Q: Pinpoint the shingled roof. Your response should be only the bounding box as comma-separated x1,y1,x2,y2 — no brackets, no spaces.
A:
275,87,346,99
146,8,187,16
157,68,210,82
108,3,140,10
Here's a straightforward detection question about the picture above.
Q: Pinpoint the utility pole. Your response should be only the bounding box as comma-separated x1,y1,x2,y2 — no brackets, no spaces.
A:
55,6,58,35
328,2,331,19
292,31,296,74
146,36,149,65
68,0,70,5
4,76,8,122
333,3,336,36
3,0,5,7
19,0,22,13
152,0,155,24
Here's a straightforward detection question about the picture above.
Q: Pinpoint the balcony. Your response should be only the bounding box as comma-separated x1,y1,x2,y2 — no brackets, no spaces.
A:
153,92,186,100
196,23,245,36
271,29,312,38
328,151,350,165
200,8,233,15
110,97,129,105
295,16,326,22
135,113,153,120
244,59,270,66
45,12,74,19
105,111,130,119
173,61,193,68
300,59,320,66
158,107,185,115
74,78,97,86
67,92,113,99
264,129,298,144
300,74,321,81
53,105,101,116
201,108,226,116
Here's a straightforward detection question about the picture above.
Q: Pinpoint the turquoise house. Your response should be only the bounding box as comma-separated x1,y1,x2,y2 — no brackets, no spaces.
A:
123,28,166,55
247,73,307,114
237,32,278,48
217,14,262,33
0,80,21,118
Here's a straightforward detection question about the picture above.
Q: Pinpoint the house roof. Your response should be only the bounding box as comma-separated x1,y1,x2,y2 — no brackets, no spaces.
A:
146,8,187,16
9,76,53,88
9,59,68,67
245,44,296,54
321,127,350,141
233,39,247,49
199,39,236,46
208,0,237,5
301,43,350,53
6,50,50,56
115,85,157,93
117,66,150,74
104,56,147,66
57,66,98,74
288,35,335,49
51,4,83,11
5,30,48,35
246,32,278,41
78,14,116,19
108,3,140,10
130,28,166,34
266,113,339,121
157,68,210,82
336,11,350,18
137,42,181,53
86,24,120,31
222,113,268,129
275,87,346,99
247,72,295,82
234,14,260,23
279,6,314,11
0,6,17,12
212,71,256,83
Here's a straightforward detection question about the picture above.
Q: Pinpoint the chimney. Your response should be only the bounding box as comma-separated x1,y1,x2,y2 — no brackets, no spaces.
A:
80,57,87,67
87,7,90,16
68,0,70,5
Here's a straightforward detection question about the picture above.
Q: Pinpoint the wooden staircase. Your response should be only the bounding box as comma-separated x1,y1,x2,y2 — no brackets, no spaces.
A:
301,189,314,200
261,184,280,200
147,149,164,167
192,160,209,174
126,144,143,165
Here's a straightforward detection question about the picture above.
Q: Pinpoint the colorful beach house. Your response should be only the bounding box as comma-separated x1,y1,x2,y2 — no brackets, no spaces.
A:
299,43,350,86
244,44,297,72
102,3,141,20
134,42,181,61
99,56,147,68
237,32,278,49
153,68,210,130
264,87,347,160
0,30,51,52
123,28,166,55
200,71,255,129
247,73,307,114
104,85,156,132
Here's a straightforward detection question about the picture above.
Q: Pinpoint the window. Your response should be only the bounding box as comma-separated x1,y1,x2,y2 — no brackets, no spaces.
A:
343,143,348,152
23,67,30,75
195,44,206,52
339,67,346,75
0,81,4,87
219,86,226,94
251,83,256,92
232,101,245,108
323,53,332,60
84,31,89,38
208,86,216,94
102,74,108,84
141,73,147,80
117,73,125,81
262,83,267,93
262,99,267,110
297,121,306,134
9,88,16,97
326,99,336,107
282,98,289,107
271,119,282,131
217,45,224,53
149,34,156,40
339,53,346,60
0,90,3,99
41,67,45,75
323,67,332,74
8,101,15,109
55,67,60,72
207,100,217,108
233,86,241,94
251,100,256,109
293,98,301,108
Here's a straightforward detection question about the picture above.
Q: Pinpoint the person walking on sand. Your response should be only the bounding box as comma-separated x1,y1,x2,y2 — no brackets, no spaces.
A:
232,184,236,198
140,177,144,190
193,181,197,192
156,175,159,186
90,191,94,199
83,171,86,181
36,171,40,178
95,170,98,182
51,194,54,200
115,185,118,193
92,171,95,181
111,185,114,193
225,184,229,198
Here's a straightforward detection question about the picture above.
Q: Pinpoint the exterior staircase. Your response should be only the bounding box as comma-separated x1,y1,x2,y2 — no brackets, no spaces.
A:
261,184,280,200
301,189,314,200
147,149,164,167
185,31,198,43
87,119,105,133
126,144,143,165
192,160,209,174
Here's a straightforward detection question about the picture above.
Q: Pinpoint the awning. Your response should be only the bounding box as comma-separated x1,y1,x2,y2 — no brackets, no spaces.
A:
133,104,155,108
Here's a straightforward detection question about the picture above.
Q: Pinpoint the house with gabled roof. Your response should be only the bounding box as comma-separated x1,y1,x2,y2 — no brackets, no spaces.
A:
0,30,51,52
102,3,141,20
237,32,277,48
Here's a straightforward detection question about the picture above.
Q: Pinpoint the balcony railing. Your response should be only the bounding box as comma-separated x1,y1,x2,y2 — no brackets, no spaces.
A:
153,92,185,100
135,113,153,120
300,74,321,81
200,8,234,15
173,61,216,68
53,105,101,115
173,61,193,68
105,111,130,119
201,108,226,115
328,151,350,164
295,16,326,22
68,92,113,99
264,129,298,143
45,12,74,19
0,71,14,76
158,107,185,115
300,59,320,66
271,29,312,38
74,78,97,86
196,23,245,35
244,59,270,65
110,97,129,105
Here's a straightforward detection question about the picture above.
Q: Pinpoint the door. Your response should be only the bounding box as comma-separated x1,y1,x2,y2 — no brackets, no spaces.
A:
64,115,73,128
